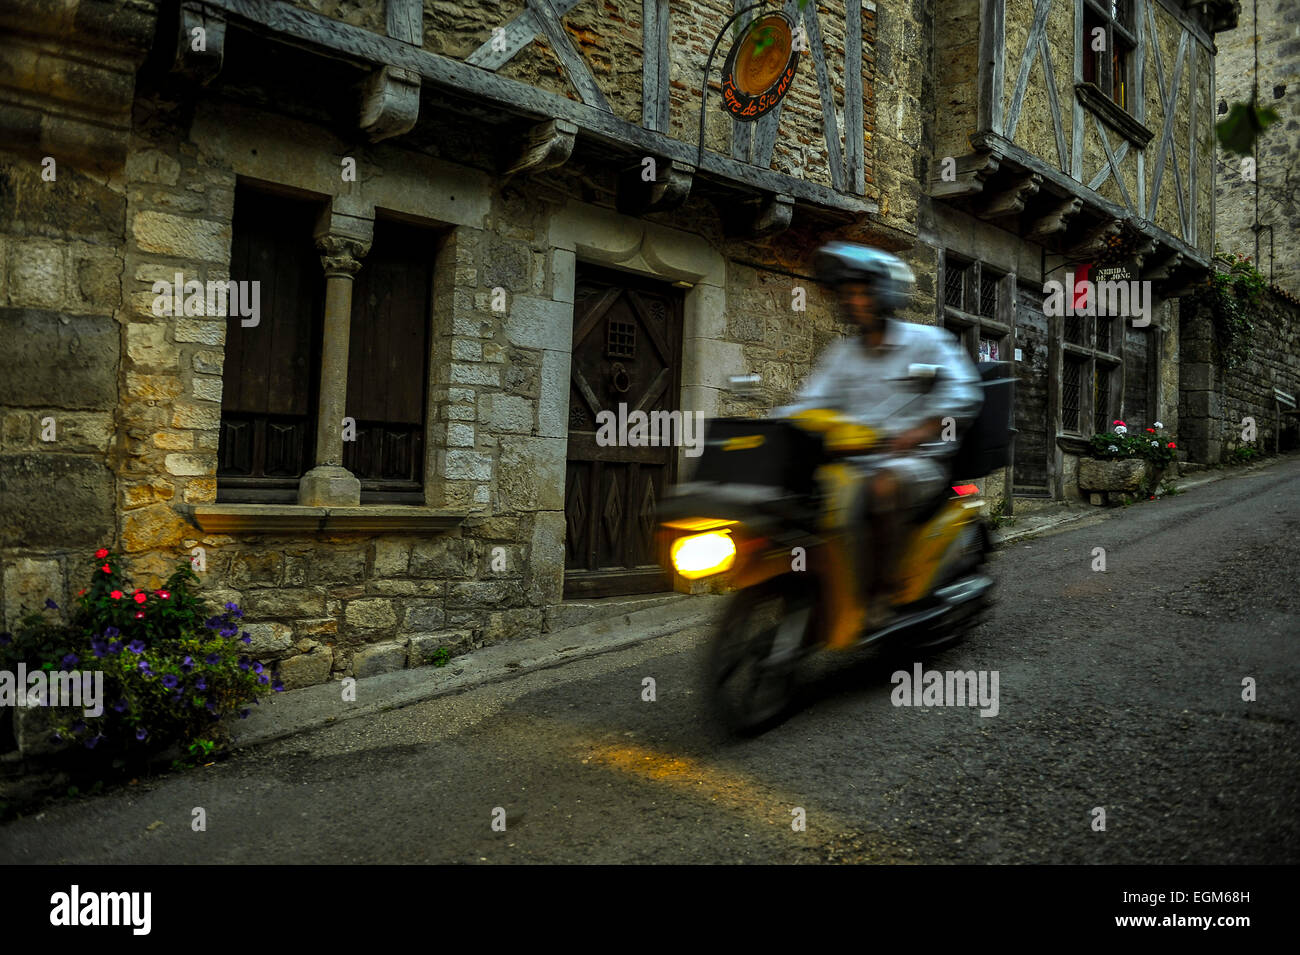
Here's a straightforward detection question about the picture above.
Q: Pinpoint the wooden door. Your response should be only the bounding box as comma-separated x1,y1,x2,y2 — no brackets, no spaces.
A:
564,267,683,597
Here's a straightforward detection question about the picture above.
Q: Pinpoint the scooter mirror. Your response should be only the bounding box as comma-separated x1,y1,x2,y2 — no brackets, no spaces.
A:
907,363,940,379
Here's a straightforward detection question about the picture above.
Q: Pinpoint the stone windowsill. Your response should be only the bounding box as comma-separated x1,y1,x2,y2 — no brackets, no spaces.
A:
1074,83,1155,149
1056,433,1094,455
193,504,472,534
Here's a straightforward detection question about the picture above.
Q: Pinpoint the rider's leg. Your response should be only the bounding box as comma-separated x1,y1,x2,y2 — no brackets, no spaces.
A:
865,467,903,599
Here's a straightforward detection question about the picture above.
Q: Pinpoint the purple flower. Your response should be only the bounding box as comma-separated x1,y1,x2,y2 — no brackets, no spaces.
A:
0,632,12,646
241,632,252,645
224,602,239,612
181,656,194,672
128,639,145,654
45,598,59,610
107,640,123,655
170,692,184,704
206,701,217,712
231,608,243,619
61,653,79,668
162,674,178,689
136,727,148,741
104,626,119,639
112,698,128,713
138,659,152,673
238,657,251,671
219,626,237,638
257,674,269,685
272,680,285,693
195,678,207,691
204,653,220,665
205,616,221,630
91,640,107,659
252,662,264,675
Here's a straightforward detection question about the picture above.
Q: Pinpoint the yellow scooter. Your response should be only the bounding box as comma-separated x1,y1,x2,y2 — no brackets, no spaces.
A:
658,362,1013,735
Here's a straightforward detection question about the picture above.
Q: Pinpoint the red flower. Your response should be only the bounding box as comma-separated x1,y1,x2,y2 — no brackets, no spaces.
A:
1167,442,1176,448
1146,428,1155,433
110,590,123,600
95,548,108,559
133,591,147,604
157,590,170,599
101,564,111,574
135,611,145,619
77,589,86,596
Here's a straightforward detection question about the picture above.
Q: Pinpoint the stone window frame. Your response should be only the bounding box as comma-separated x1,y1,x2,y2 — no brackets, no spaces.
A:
190,107,494,535
1074,0,1155,149
1058,299,1125,438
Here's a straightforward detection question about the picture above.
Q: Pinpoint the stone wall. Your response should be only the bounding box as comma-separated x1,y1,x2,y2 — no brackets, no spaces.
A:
1214,0,1300,298
1179,286,1300,462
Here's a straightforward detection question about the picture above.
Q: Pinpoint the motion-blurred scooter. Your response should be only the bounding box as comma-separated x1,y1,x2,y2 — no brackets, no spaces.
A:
658,362,1014,735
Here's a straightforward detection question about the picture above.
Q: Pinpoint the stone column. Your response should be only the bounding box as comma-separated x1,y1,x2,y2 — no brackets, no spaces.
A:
298,231,371,506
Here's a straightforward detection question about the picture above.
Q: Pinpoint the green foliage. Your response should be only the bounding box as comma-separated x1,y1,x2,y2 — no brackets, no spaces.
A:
1215,95,1280,157
1089,420,1178,468
429,647,452,668
1227,445,1260,465
0,550,278,762
1158,477,1184,497
1196,251,1267,369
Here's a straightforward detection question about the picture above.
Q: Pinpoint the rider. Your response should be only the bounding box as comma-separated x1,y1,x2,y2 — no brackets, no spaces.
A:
773,242,984,624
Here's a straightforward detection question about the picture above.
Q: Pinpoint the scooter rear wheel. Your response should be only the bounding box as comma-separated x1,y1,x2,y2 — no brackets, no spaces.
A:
706,577,812,736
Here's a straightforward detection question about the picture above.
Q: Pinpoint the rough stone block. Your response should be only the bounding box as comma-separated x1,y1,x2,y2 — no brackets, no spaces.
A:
352,640,407,678
0,455,114,549
446,579,525,610
308,549,367,584
345,597,397,631
244,621,293,654
3,558,63,629
132,212,231,262
372,539,411,577
506,296,572,351
406,629,473,666
0,309,118,408
277,648,333,689
244,588,328,619
401,599,446,633
410,537,479,578
1077,458,1149,492
481,393,534,433
229,552,284,589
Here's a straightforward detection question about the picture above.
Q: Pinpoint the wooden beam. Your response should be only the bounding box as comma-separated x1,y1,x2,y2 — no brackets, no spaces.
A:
803,0,845,192
465,0,583,71
927,150,1003,198
975,171,1042,219
202,0,875,215
642,0,670,132
503,118,578,177
1026,195,1083,241
173,2,226,84
1087,139,1129,190
977,0,1006,134
529,0,611,112
1038,32,1068,171
360,0,423,141
1141,249,1183,282
1005,0,1053,141
843,0,864,193
1093,114,1135,214
616,159,694,215
1188,39,1198,247
387,0,421,44
751,192,795,236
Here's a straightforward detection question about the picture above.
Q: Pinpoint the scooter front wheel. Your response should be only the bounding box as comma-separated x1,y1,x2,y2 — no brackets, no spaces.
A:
706,577,812,736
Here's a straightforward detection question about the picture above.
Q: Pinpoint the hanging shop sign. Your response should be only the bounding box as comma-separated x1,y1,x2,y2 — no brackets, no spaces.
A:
719,12,800,121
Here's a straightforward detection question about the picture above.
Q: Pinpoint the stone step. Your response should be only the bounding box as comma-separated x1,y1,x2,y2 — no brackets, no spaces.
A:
544,592,691,632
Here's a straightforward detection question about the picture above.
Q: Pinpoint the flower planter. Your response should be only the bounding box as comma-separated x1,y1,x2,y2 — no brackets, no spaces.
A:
1078,458,1165,505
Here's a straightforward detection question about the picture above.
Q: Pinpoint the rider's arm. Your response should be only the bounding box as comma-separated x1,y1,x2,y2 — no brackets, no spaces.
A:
923,329,984,434
768,340,849,418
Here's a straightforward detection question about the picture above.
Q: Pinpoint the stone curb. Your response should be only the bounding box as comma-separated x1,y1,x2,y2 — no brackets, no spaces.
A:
230,593,728,750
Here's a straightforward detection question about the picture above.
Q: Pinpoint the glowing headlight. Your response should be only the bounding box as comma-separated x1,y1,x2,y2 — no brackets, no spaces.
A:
670,531,736,579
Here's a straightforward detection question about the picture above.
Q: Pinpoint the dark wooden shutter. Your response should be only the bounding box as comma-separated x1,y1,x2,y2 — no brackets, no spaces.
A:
343,219,435,501
217,188,324,502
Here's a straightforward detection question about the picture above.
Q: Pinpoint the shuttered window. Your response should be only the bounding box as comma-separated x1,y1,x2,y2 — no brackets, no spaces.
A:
342,219,435,502
217,187,325,502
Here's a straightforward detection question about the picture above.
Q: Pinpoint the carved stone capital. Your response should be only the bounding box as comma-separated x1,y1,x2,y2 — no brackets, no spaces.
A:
316,235,371,277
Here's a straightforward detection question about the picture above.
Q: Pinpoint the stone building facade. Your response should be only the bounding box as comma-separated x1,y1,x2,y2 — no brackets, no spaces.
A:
1212,0,1299,296
0,0,1241,688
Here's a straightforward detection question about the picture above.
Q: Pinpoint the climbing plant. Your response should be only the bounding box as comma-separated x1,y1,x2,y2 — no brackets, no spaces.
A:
1195,251,1267,370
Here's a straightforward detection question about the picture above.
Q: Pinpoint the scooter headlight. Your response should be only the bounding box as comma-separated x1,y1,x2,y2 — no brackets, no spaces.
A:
671,530,736,579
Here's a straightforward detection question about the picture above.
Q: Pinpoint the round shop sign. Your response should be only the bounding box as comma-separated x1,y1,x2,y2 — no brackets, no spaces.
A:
720,12,800,122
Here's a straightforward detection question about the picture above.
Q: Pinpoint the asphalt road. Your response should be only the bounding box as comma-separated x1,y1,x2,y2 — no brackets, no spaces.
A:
2,458,1297,864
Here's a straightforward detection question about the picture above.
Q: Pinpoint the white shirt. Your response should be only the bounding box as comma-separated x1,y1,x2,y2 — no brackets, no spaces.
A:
771,319,984,461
